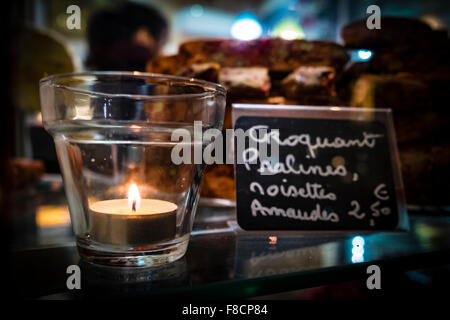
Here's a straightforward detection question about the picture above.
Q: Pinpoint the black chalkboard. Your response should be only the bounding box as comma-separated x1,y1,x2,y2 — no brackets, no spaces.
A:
233,109,407,231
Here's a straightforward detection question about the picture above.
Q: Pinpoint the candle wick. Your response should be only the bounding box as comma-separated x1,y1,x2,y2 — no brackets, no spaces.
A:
132,200,137,212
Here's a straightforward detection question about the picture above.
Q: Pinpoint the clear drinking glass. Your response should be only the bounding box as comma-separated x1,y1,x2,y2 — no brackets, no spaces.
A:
40,72,226,267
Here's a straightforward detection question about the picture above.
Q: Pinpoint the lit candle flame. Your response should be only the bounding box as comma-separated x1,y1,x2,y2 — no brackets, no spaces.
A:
128,184,141,213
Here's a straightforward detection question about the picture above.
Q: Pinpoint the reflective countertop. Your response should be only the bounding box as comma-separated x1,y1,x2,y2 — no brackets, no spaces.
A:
6,176,450,299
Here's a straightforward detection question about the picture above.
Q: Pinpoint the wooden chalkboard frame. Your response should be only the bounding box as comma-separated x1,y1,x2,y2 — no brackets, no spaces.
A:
232,104,409,231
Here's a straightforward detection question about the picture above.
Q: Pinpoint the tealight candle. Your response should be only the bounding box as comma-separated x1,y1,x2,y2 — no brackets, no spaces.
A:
41,72,225,267
90,184,177,246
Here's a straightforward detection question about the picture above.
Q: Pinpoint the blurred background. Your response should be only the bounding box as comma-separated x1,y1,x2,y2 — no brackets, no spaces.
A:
3,0,450,300
5,0,450,163
4,0,450,203
10,0,450,58
3,0,450,205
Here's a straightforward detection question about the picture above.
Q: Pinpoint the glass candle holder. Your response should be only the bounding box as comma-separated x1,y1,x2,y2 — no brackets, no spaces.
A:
40,72,226,267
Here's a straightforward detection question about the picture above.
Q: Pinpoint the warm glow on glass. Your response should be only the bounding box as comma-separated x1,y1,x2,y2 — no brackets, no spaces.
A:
128,184,141,212
36,205,71,227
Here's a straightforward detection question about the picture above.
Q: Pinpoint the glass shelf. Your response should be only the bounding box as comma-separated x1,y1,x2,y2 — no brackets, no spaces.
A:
7,178,450,299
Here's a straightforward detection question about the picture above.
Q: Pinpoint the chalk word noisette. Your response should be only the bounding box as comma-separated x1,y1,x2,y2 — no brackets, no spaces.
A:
250,180,337,201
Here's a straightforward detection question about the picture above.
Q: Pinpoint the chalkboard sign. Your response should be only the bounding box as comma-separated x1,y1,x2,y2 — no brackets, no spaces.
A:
232,104,408,231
